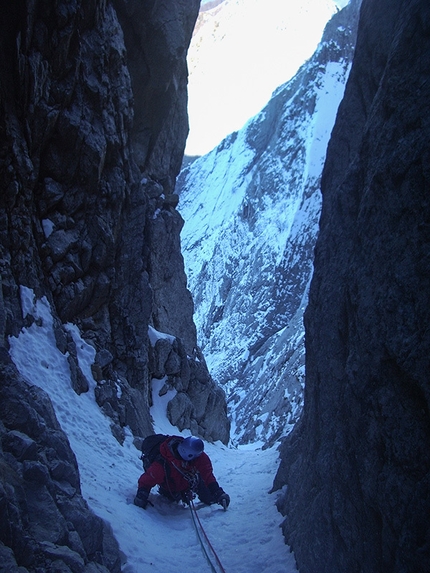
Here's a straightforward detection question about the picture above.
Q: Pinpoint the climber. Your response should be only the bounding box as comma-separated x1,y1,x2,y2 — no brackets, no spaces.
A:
134,435,230,510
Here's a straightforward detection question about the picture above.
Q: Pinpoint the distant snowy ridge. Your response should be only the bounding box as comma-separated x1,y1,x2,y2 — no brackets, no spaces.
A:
178,4,359,446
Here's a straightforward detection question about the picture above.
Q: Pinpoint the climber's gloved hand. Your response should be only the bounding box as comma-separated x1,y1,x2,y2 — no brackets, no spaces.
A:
217,492,230,510
208,482,230,509
134,488,150,509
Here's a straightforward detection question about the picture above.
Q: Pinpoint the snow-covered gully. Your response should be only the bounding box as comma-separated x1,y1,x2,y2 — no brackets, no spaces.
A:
9,289,298,573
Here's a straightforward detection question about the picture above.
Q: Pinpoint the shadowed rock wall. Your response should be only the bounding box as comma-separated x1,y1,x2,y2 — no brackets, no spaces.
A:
274,0,430,572
0,0,229,446
0,349,122,572
0,0,229,570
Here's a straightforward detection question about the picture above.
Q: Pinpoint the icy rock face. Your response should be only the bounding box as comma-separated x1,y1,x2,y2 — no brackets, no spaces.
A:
274,0,430,571
177,1,359,445
0,0,229,445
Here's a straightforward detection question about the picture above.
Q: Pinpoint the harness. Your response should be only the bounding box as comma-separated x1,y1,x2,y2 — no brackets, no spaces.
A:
160,439,200,500
171,460,200,491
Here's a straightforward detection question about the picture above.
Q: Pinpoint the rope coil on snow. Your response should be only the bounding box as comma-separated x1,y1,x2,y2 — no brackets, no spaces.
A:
189,499,227,573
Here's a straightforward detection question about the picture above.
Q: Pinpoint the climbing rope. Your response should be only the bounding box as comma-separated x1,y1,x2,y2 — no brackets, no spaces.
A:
189,499,227,573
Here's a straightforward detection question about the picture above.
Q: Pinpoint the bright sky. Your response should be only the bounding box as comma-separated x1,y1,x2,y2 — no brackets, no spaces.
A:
186,0,339,155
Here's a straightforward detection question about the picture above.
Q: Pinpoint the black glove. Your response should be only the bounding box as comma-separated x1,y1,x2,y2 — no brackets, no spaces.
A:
134,488,150,509
208,482,230,509
217,492,230,510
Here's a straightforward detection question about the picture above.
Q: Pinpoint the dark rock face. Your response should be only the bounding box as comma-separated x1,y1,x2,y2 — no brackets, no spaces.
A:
0,349,121,572
113,0,200,192
0,0,228,446
274,1,430,572
0,0,229,570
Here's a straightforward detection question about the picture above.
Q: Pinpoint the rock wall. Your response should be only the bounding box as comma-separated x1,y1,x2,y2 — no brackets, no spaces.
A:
274,1,430,572
0,348,122,573
0,0,229,570
0,0,229,445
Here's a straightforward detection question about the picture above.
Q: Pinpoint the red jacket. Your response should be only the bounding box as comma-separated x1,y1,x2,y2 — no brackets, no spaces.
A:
138,436,217,494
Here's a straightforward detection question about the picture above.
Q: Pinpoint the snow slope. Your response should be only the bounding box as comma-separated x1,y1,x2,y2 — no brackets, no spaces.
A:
9,288,298,573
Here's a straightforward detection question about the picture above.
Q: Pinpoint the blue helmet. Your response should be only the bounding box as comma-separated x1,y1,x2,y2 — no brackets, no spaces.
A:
178,436,204,461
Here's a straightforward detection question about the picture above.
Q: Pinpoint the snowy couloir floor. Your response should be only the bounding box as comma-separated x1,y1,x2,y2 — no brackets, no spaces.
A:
9,288,298,573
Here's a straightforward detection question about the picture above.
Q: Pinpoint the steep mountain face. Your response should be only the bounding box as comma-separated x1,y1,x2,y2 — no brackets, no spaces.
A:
0,1,228,570
177,0,361,446
274,0,430,572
